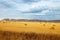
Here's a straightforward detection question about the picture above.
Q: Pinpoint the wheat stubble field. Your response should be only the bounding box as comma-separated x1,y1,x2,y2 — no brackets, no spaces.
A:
0,21,60,40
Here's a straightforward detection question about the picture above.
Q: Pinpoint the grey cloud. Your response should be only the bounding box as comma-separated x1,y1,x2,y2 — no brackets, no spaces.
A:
22,0,41,3
0,2,12,8
22,8,48,13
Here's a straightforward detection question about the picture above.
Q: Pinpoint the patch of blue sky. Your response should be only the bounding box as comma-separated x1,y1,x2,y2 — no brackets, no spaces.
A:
0,0,60,20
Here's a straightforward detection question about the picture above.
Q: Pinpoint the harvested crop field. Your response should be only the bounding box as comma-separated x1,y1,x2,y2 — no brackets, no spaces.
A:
0,21,60,40
0,31,60,40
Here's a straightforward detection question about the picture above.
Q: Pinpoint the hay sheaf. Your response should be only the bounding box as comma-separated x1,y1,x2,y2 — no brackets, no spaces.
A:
0,31,60,40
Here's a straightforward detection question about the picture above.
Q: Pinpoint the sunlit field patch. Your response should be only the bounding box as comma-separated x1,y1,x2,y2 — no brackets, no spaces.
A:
0,21,60,40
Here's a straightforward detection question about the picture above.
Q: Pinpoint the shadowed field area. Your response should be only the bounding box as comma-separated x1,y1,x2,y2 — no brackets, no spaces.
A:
0,31,60,40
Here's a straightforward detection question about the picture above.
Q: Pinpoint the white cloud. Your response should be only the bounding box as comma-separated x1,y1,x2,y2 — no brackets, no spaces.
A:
0,0,60,20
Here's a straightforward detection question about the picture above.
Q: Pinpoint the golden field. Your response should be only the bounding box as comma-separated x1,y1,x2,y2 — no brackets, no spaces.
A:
0,21,60,34
0,21,60,40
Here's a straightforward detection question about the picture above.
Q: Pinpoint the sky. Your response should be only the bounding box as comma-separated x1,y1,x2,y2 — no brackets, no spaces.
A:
0,0,60,20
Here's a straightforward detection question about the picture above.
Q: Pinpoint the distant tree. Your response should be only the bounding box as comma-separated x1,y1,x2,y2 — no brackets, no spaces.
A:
10,19,16,21
3,18,10,21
